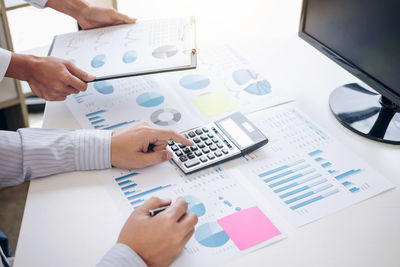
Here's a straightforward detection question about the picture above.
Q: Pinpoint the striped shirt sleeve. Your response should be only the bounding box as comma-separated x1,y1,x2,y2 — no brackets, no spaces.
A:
0,128,112,186
0,48,12,82
97,243,147,267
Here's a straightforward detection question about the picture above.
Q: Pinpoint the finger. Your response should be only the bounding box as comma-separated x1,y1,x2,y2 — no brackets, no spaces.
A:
180,228,195,246
179,212,198,230
137,150,173,168
65,62,96,83
152,142,168,152
112,10,137,24
66,86,80,95
149,129,193,146
164,197,188,221
136,197,171,214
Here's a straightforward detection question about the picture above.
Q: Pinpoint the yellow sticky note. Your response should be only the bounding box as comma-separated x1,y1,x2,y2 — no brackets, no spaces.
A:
192,91,238,117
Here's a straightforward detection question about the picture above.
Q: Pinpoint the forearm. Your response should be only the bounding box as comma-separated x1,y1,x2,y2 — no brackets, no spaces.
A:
5,53,36,81
45,0,89,21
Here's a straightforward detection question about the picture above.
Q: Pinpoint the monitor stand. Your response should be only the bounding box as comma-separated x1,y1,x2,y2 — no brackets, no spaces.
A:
329,83,400,145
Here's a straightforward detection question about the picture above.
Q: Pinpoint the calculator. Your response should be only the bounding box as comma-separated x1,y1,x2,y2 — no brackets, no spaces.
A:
167,112,268,174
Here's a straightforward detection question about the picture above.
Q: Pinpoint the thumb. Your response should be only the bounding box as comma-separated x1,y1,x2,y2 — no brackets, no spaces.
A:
66,62,96,82
136,197,171,214
139,150,173,168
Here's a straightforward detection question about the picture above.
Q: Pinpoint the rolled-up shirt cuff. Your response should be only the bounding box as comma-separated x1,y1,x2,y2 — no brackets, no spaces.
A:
97,243,147,267
0,48,12,82
25,0,48,8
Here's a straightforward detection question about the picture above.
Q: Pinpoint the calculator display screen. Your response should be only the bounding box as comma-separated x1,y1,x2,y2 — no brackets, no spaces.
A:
218,118,253,148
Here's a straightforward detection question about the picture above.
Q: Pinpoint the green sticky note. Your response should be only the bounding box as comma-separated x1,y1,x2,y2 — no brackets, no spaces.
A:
191,91,238,117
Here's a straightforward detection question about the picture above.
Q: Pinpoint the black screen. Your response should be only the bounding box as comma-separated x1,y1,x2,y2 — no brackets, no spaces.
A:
303,0,400,97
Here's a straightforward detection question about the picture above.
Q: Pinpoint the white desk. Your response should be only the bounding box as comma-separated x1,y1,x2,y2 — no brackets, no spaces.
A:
14,1,400,266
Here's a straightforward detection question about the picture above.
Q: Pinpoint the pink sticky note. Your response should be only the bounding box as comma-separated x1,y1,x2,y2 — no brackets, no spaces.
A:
217,206,281,251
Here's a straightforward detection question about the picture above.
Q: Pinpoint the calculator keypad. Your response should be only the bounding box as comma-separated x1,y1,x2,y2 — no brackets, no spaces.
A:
167,123,241,173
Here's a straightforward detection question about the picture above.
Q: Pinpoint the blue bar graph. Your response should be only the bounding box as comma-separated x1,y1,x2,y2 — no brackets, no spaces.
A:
321,162,332,168
124,190,136,196
314,157,324,162
308,150,323,156
263,164,311,183
349,187,360,193
103,120,137,130
279,179,328,199
258,159,305,178
285,184,333,204
269,168,316,188
115,172,140,182
130,199,144,206
118,180,132,186
328,170,337,174
290,189,339,210
335,169,362,180
88,116,101,121
127,184,173,200
91,119,105,125
94,125,105,129
342,181,352,187
274,174,322,193
121,183,137,191
86,110,106,117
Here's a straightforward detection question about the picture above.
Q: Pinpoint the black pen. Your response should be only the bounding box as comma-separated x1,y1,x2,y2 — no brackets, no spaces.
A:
149,205,170,217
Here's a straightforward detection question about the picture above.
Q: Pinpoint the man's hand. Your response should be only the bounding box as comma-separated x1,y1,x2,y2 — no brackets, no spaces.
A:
6,54,95,101
118,197,198,267
111,122,193,169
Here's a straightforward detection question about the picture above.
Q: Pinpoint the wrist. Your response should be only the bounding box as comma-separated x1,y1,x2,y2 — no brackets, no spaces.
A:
5,53,38,82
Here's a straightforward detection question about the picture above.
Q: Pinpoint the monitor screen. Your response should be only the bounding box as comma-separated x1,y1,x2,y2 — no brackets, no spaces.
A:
300,0,400,104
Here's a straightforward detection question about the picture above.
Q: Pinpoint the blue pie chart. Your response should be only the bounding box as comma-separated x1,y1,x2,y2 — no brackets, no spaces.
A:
91,54,106,68
195,222,230,248
179,74,210,90
232,69,258,86
93,81,114,94
184,195,206,217
244,80,272,95
136,91,165,107
123,50,137,63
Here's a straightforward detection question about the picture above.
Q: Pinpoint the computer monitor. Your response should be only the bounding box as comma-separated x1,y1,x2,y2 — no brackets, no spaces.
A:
299,0,400,144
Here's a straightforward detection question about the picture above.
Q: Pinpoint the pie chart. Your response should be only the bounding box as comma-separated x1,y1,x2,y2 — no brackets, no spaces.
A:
232,69,258,86
195,222,230,248
152,45,179,59
179,74,210,90
93,81,114,94
136,92,165,107
91,54,106,68
184,195,206,217
151,108,181,126
123,50,137,63
244,80,272,95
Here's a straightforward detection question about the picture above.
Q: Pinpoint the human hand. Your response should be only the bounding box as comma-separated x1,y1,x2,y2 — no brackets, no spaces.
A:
118,197,198,267
111,122,193,169
76,6,136,30
6,53,95,101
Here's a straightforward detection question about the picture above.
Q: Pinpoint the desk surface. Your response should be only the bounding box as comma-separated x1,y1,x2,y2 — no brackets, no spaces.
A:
14,1,400,266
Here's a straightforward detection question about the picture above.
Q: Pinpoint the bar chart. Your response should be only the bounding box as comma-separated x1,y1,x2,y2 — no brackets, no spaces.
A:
85,109,137,130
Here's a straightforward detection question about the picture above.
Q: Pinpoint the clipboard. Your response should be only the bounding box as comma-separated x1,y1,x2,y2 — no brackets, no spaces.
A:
48,17,197,81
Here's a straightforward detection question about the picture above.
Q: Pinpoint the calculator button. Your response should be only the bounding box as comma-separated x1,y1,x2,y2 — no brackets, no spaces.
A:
205,140,212,146
207,133,214,138
207,154,215,160
200,156,208,162
171,145,178,151
168,140,174,146
187,153,195,159
209,144,217,151
179,144,186,149
195,151,202,157
222,149,229,154
200,135,208,141
198,143,205,149
193,137,201,143
184,134,189,139
195,129,203,135
188,131,196,138
180,155,188,162
190,145,198,151
175,150,183,157
202,147,210,154
184,158,200,168
212,138,219,143
215,151,222,157
202,127,209,133
217,143,223,149
183,147,191,154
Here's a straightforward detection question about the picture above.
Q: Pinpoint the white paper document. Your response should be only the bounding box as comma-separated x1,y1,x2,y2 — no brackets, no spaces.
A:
224,105,395,227
49,17,196,80
97,162,284,267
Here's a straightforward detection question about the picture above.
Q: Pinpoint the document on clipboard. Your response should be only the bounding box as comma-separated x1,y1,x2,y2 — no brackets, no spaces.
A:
48,17,197,81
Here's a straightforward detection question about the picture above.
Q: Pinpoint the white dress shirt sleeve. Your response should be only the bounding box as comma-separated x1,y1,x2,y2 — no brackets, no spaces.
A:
0,48,12,82
24,0,48,8
0,128,112,186
97,243,147,267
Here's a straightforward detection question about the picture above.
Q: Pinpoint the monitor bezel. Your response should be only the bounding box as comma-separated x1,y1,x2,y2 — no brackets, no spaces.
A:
298,0,400,107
